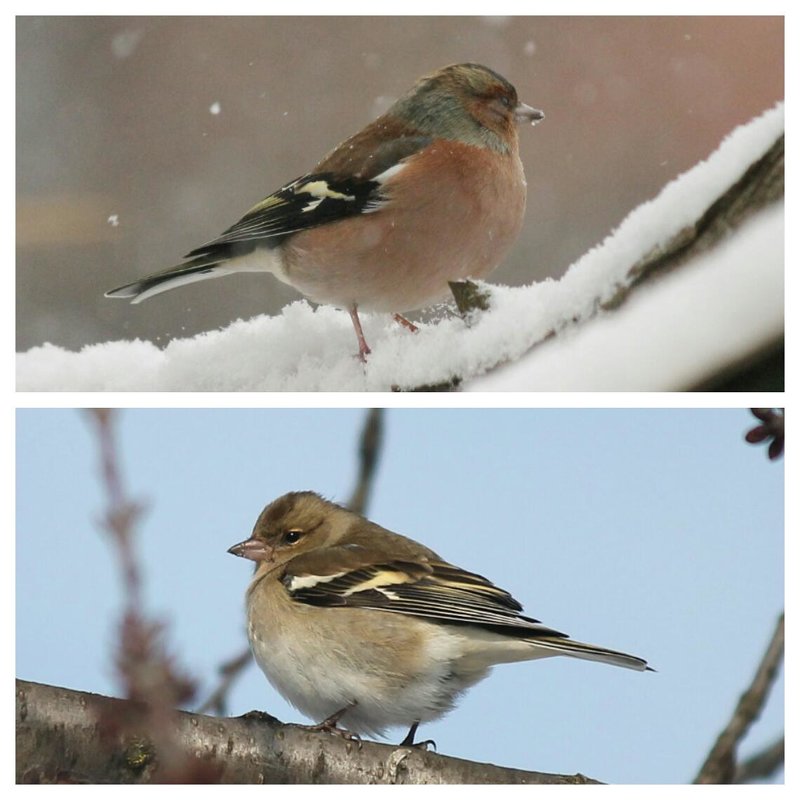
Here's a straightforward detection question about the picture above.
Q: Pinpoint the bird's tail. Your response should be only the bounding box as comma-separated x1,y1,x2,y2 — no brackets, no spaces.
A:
530,635,652,671
104,254,231,304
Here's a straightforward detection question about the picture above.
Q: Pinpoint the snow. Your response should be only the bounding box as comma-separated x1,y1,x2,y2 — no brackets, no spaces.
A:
110,28,144,60
467,203,784,391
16,104,784,392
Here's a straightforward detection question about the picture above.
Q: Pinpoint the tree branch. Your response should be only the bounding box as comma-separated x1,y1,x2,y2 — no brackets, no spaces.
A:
16,679,600,784
84,410,201,780
194,648,252,716
616,134,784,301
734,736,784,784
347,408,384,514
694,612,784,783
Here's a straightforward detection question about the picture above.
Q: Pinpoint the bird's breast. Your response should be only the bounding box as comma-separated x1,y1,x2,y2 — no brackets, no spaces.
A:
281,142,527,313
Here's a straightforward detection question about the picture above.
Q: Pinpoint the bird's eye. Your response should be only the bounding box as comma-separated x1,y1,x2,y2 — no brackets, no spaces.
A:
498,94,512,108
284,530,303,545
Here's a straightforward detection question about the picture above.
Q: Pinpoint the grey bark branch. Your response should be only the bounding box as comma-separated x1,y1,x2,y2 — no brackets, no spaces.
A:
16,679,600,784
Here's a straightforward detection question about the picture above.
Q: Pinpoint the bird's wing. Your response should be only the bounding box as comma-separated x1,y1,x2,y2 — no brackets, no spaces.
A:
186,135,432,255
282,544,651,672
282,545,566,638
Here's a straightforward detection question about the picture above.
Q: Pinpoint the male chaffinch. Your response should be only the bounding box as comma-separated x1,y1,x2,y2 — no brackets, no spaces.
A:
228,492,651,745
106,63,544,360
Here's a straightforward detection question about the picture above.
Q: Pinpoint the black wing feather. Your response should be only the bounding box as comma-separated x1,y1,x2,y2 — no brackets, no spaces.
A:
185,173,382,258
284,559,568,639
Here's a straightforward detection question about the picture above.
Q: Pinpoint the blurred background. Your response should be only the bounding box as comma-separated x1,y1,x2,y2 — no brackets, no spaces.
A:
16,408,784,783
16,16,784,352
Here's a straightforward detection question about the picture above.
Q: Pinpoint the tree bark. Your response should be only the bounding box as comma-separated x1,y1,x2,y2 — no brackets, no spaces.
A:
16,679,600,785
694,613,784,784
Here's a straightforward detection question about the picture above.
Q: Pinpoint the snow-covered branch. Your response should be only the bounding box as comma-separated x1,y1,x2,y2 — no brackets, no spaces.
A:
17,106,783,392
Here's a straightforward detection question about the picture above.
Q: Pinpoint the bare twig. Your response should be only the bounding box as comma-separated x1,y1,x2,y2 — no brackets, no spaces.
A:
195,649,252,716
347,408,384,514
87,408,145,606
734,736,784,783
85,410,206,782
694,612,784,783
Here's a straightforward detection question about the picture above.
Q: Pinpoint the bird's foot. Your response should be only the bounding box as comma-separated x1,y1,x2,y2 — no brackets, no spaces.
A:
392,313,419,333
399,721,436,750
300,704,362,747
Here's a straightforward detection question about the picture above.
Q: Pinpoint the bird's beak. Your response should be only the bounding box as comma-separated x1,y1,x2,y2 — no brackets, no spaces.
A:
514,102,545,126
227,537,272,562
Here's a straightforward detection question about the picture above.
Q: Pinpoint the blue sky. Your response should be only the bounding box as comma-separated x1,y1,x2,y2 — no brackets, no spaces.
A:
15,408,784,783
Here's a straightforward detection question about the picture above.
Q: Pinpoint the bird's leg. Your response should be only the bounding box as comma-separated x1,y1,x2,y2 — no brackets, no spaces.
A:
392,313,419,333
301,701,362,745
399,720,436,750
348,305,372,362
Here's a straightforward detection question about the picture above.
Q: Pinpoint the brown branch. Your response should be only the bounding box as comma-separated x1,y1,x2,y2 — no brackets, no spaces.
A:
449,279,491,315
734,736,784,784
347,408,384,514
616,133,784,301
86,409,145,606
84,410,202,781
16,679,600,785
194,649,252,716
694,612,784,783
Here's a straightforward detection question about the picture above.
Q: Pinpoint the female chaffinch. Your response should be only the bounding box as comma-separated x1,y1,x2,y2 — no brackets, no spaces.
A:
228,492,651,745
106,63,544,360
